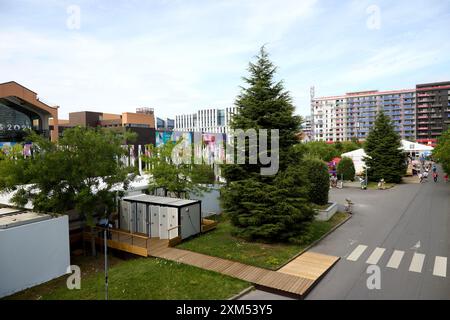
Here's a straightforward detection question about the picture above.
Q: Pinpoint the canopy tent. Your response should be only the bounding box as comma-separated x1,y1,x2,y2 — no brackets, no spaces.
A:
341,149,369,175
402,140,434,153
341,140,435,175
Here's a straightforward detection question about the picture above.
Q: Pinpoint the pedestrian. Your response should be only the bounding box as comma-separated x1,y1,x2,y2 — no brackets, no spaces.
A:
423,171,428,182
445,173,449,183
433,171,438,183
418,172,423,183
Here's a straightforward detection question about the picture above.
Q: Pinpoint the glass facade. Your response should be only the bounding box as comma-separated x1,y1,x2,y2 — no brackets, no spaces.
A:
0,102,35,142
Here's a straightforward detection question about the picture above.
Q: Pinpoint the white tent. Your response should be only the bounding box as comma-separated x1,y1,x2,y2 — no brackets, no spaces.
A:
341,140,435,175
341,148,369,175
400,140,434,156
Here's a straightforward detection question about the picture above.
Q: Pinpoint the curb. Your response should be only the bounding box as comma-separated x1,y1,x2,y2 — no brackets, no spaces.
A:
276,213,352,270
228,286,255,300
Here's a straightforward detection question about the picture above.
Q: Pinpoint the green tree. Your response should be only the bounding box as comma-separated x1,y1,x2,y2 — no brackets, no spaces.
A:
142,139,214,198
337,157,356,181
221,47,314,242
433,128,450,174
0,127,136,255
301,141,339,162
304,159,329,205
363,112,406,183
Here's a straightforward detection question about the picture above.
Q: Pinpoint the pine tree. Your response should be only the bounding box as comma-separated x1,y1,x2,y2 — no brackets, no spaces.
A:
221,47,314,242
363,112,406,183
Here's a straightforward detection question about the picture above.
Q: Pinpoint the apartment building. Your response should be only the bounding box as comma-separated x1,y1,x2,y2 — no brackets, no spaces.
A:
174,107,237,134
300,115,313,142
415,81,450,146
311,88,417,142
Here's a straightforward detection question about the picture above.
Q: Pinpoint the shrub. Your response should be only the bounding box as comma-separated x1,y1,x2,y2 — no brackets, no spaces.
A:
337,157,356,181
305,158,329,205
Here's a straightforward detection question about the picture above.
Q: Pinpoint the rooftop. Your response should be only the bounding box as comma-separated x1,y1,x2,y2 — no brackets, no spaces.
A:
0,211,52,229
122,194,200,207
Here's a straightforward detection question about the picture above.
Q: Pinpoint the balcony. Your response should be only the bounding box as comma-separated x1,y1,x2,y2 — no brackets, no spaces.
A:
418,115,428,119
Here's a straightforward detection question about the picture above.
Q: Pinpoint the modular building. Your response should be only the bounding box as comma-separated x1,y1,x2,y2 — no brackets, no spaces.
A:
120,195,201,240
0,210,70,298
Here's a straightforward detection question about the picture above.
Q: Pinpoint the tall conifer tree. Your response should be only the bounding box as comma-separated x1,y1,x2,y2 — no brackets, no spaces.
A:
221,47,314,242
364,112,406,183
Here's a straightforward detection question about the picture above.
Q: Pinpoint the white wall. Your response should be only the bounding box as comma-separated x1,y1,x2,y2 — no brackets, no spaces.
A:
0,215,70,298
181,203,201,239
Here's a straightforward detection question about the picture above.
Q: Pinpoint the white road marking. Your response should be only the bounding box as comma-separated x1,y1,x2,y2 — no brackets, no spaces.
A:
410,241,421,250
433,256,447,277
386,250,405,269
366,247,386,265
347,245,368,261
409,253,426,273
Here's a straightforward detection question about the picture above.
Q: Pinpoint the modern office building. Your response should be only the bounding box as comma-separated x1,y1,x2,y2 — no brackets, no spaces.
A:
51,108,156,147
415,81,450,146
174,107,237,133
311,87,417,142
156,117,175,131
0,81,59,144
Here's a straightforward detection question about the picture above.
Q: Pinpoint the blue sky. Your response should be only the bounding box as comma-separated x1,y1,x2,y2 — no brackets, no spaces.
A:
1,0,449,120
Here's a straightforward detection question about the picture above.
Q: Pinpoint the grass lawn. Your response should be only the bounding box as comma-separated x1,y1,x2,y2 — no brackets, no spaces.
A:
178,212,350,270
5,254,249,300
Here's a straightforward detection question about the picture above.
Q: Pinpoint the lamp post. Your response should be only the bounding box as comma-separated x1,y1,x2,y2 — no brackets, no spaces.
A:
365,166,370,190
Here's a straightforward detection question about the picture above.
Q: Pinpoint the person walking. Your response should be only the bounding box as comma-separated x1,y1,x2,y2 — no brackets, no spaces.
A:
418,172,423,183
444,173,449,183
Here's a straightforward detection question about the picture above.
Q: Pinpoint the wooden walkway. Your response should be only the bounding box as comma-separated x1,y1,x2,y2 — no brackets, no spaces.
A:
89,228,339,298
147,239,338,298
278,251,340,280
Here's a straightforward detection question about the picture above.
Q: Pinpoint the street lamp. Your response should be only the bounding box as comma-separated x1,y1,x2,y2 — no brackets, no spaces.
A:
365,166,370,190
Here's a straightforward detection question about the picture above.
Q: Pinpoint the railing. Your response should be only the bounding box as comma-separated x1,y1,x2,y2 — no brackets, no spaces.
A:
167,225,181,240
87,226,150,249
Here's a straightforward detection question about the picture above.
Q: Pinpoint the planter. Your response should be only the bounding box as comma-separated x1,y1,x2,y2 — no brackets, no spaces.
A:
314,202,338,221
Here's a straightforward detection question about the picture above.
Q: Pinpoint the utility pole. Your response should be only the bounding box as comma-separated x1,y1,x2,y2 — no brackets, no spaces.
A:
104,226,108,300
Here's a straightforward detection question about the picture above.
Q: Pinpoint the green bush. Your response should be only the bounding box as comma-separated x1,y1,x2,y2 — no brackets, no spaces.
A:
305,159,329,205
337,157,355,181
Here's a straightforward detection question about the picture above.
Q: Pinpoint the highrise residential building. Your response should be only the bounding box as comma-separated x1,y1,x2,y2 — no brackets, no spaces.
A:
300,115,313,142
174,107,237,133
415,81,450,146
311,87,417,142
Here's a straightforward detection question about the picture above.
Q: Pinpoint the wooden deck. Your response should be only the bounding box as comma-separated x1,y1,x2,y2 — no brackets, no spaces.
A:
147,239,325,297
89,228,340,298
278,251,340,280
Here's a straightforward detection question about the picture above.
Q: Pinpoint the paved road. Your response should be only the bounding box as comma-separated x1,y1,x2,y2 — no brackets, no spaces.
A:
240,167,450,300
307,167,450,299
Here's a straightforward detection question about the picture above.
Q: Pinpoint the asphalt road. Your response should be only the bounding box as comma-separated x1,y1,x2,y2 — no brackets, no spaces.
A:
240,167,450,300
307,167,450,299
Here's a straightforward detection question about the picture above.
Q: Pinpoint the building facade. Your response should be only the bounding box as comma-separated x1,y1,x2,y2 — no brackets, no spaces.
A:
311,85,435,143
174,107,237,133
156,117,175,131
300,115,313,142
51,108,156,147
415,81,450,146
0,81,59,144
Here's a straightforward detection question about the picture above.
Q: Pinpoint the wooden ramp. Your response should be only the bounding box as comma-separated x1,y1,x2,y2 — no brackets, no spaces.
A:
147,240,330,298
278,251,340,281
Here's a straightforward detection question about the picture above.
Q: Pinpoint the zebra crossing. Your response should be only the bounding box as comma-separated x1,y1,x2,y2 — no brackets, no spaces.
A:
345,245,448,278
